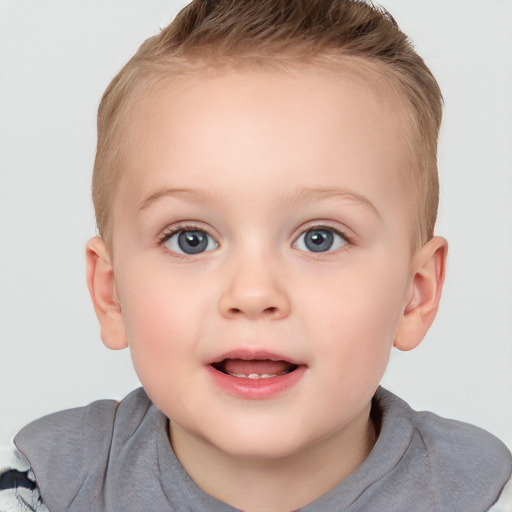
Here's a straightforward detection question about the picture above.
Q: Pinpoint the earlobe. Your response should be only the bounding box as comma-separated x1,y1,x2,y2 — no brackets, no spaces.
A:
86,236,128,350
394,236,448,351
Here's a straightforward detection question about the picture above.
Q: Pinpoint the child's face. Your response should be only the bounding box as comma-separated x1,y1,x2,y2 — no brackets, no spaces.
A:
103,68,423,459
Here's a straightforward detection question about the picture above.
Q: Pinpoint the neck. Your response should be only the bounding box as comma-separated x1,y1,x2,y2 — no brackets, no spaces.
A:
170,403,376,512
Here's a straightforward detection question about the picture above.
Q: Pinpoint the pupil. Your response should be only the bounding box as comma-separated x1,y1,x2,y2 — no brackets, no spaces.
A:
305,229,333,252
186,233,200,246
311,233,324,245
178,230,208,254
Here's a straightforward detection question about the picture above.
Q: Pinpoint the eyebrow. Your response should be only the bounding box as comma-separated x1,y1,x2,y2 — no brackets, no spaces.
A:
137,186,381,219
282,187,381,219
137,188,211,213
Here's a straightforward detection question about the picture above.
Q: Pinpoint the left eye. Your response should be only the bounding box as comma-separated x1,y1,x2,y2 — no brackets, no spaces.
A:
164,229,218,255
293,228,347,253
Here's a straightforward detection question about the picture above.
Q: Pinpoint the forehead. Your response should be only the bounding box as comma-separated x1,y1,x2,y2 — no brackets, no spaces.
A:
113,66,415,231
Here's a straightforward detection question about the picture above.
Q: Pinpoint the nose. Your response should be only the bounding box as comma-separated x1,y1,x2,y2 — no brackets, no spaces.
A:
217,256,291,320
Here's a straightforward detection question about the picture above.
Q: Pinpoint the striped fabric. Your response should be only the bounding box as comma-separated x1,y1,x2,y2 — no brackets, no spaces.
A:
0,446,47,512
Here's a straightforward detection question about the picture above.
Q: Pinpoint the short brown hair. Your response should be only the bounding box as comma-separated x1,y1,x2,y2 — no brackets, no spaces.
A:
92,0,442,247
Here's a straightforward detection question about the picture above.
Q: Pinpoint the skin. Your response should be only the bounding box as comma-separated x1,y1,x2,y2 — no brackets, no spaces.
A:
87,67,447,512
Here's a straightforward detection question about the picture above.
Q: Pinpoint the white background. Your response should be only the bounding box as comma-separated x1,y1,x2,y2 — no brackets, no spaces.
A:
1,0,511,448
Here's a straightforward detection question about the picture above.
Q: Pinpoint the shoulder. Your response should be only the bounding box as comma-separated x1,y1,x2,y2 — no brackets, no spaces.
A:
14,388,151,463
488,475,512,511
377,388,511,473
0,444,48,512
375,388,512,510
411,406,511,479
13,394,120,496
414,410,512,509
5,396,122,512
11,388,154,510
377,388,511,467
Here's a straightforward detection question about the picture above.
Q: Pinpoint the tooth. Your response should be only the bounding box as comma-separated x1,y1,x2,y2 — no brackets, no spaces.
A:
227,373,280,379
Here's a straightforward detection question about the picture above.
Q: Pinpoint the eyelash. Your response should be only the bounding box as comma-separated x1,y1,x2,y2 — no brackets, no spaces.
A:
158,223,206,245
156,223,351,256
299,224,349,241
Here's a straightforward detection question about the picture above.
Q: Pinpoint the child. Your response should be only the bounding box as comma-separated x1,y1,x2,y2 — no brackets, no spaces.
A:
1,0,511,510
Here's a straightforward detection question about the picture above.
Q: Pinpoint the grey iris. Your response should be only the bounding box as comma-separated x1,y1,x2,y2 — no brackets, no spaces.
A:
304,229,334,252
178,230,209,254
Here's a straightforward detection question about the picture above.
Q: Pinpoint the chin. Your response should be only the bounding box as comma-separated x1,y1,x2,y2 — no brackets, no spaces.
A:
218,439,305,461
204,423,319,462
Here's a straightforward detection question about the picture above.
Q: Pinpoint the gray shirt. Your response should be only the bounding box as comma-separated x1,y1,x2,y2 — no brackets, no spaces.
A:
14,387,512,511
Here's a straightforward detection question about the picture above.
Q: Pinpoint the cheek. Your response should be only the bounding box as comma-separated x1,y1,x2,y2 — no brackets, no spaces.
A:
118,257,207,332
306,258,409,370
116,265,207,377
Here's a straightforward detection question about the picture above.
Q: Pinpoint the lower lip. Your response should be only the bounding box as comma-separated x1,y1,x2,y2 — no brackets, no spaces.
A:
206,365,306,399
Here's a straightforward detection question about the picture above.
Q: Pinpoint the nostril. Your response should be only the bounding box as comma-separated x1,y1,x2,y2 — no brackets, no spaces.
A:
226,306,278,317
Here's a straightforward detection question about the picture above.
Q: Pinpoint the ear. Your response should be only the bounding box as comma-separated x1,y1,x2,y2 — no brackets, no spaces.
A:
86,236,128,350
394,236,448,351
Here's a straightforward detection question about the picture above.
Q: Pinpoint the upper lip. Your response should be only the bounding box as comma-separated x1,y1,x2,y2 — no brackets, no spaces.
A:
206,349,302,366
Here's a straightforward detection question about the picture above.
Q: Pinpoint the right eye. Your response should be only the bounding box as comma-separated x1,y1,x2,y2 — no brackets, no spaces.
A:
164,229,218,255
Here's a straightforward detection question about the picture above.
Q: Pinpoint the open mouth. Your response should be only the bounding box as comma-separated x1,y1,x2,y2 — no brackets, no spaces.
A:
211,358,298,379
